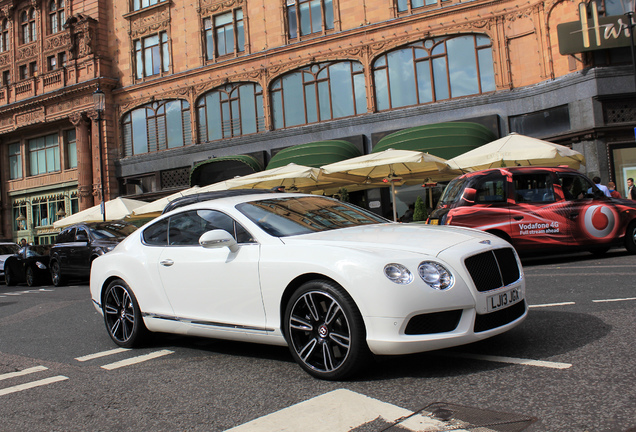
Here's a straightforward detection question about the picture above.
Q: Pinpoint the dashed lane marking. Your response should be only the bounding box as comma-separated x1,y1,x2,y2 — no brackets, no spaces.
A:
529,302,576,308
0,288,54,298
75,348,131,362
592,297,636,303
100,349,174,370
0,365,48,381
441,352,572,369
0,376,69,396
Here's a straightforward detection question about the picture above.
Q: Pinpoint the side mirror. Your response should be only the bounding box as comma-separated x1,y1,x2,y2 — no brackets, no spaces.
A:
461,187,476,204
199,229,239,253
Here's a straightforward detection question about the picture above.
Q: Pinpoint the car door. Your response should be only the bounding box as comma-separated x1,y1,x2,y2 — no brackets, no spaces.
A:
508,172,571,250
155,209,266,332
70,227,92,277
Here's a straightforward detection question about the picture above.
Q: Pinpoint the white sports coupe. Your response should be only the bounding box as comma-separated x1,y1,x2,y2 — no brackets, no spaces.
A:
90,191,527,380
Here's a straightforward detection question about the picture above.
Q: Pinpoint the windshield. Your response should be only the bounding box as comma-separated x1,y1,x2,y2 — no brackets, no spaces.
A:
0,244,19,255
437,178,467,205
88,223,137,240
24,246,51,257
237,196,387,237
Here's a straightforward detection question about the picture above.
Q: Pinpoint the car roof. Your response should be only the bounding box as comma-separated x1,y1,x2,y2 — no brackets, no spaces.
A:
162,189,276,214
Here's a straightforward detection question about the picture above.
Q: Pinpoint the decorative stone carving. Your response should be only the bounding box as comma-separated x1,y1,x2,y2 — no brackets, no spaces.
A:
15,107,45,126
16,43,38,61
198,0,244,16
66,14,97,59
44,31,72,54
129,7,170,38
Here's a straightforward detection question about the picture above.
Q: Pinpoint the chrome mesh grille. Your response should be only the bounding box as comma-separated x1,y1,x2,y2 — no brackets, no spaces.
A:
464,248,520,292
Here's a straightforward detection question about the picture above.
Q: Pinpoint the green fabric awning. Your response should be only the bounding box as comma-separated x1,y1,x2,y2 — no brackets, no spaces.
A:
190,155,263,187
373,122,497,159
266,140,362,169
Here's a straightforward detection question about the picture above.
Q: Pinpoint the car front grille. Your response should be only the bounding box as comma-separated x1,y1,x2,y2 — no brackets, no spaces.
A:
404,309,463,335
464,248,521,292
474,300,527,333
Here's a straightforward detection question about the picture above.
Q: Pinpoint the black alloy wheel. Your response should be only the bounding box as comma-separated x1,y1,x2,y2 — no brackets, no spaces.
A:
26,267,36,287
284,280,368,380
4,268,14,286
103,279,147,348
625,221,636,253
50,260,64,287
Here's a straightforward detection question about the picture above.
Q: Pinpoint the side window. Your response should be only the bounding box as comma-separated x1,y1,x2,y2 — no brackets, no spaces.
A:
75,228,89,241
513,174,554,203
143,219,169,245
558,174,600,200
198,209,255,243
475,178,506,203
57,228,75,243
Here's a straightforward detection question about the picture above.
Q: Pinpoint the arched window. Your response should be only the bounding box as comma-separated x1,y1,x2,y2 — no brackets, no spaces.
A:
270,61,366,129
196,82,264,142
373,35,495,111
0,19,9,52
21,9,37,44
122,100,191,157
49,0,65,34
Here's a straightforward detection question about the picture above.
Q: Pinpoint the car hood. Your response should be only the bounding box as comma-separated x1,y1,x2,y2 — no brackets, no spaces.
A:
281,223,497,256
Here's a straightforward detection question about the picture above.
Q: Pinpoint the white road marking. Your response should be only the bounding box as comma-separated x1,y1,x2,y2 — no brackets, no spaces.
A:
592,297,636,303
0,366,48,381
0,376,68,396
443,352,572,369
226,389,462,432
100,349,174,370
75,348,131,362
529,302,576,308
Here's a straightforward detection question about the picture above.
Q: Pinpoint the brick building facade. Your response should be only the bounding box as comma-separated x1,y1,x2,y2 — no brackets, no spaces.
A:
1,0,635,242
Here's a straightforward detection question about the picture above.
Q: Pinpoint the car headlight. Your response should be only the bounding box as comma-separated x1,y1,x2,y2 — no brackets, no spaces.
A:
418,261,454,290
384,263,413,285
36,261,47,270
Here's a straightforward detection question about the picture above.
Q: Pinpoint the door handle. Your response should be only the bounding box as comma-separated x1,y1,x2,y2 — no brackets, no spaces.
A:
160,259,174,267
513,216,524,220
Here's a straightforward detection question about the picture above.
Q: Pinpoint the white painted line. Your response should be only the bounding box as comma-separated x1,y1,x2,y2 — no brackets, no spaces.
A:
226,389,454,432
529,302,576,308
75,348,131,362
0,366,48,382
444,352,572,369
592,297,636,303
101,349,174,370
0,376,68,396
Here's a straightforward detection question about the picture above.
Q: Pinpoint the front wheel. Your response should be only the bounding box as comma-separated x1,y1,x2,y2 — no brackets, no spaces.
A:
50,260,64,287
103,279,147,348
26,267,37,287
284,280,368,380
625,221,636,253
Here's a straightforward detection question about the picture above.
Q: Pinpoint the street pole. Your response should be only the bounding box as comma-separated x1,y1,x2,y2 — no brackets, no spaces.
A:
93,87,106,222
627,11,636,92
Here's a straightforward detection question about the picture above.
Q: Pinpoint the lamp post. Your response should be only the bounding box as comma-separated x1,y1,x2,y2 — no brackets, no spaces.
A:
623,0,636,91
93,87,106,221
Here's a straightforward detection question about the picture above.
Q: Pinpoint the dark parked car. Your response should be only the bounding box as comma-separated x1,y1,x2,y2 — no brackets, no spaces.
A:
4,245,52,287
50,221,137,286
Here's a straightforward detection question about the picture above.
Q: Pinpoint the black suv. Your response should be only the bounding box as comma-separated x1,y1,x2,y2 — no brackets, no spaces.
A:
49,221,137,286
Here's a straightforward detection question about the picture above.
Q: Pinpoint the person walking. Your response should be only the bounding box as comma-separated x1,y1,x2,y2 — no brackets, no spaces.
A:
627,178,636,200
592,176,611,197
607,182,622,198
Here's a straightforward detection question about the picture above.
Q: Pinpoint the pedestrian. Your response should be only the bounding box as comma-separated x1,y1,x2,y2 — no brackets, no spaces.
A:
19,238,27,247
591,176,611,197
399,204,414,223
628,178,636,200
607,182,622,198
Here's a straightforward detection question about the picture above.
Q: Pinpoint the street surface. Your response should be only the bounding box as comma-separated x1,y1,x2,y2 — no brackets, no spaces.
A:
0,248,634,431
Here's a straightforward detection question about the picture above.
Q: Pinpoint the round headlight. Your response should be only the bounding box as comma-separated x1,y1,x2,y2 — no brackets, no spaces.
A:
418,261,454,290
384,263,413,285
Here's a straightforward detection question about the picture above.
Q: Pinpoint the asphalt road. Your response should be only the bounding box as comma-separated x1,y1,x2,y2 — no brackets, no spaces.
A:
0,248,634,432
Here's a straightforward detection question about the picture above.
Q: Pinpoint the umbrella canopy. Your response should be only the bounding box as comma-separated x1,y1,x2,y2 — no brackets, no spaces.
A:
446,133,586,171
54,197,146,228
131,186,201,217
321,149,458,221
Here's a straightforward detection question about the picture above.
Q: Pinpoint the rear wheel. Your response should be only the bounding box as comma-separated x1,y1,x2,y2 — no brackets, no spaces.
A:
50,260,64,287
103,279,147,348
284,280,368,380
5,267,15,286
625,221,636,253
26,267,37,287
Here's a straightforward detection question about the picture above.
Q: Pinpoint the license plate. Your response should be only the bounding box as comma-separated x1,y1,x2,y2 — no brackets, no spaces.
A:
429,219,439,225
487,287,522,312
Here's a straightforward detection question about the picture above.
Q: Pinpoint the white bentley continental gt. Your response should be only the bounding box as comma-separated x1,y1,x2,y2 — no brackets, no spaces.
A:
90,191,527,380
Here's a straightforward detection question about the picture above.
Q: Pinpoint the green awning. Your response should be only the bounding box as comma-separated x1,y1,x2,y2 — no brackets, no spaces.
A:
373,122,497,159
266,140,362,169
190,155,263,187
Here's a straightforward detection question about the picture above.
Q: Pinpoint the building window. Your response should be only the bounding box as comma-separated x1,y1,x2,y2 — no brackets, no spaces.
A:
21,8,37,44
396,0,450,12
122,99,191,156
9,143,22,180
203,9,245,61
2,70,10,86
48,0,65,35
271,61,366,129
132,0,167,12
134,32,170,79
47,55,57,71
28,134,60,176
373,34,496,111
197,82,265,142
0,19,9,52
66,129,77,168
32,196,66,228
19,65,28,80
286,0,334,39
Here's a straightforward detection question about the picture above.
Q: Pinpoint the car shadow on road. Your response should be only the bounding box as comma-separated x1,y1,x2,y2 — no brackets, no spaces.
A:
519,247,630,267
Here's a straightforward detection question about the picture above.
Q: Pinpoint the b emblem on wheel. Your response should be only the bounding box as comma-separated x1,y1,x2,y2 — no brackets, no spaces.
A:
318,324,328,338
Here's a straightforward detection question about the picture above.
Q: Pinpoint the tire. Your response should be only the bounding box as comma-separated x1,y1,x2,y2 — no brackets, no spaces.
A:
26,267,37,287
102,279,148,348
625,221,636,253
284,280,369,381
5,267,15,286
50,260,65,287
